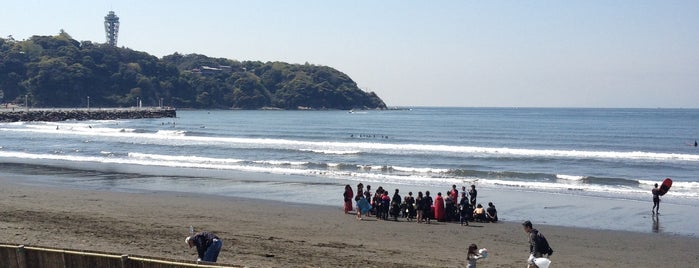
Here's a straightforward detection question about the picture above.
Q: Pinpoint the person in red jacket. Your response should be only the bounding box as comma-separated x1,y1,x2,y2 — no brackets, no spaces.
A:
343,184,354,214
434,192,445,221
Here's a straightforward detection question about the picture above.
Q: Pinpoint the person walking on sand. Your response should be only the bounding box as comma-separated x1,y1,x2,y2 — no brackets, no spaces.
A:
186,231,222,263
652,183,661,214
523,220,553,268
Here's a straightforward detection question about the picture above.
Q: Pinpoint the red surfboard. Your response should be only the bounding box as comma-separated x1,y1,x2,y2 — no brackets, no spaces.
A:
658,178,672,196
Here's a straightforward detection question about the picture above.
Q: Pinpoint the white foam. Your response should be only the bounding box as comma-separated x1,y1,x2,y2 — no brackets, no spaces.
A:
129,153,244,164
252,160,308,166
299,149,361,155
392,166,450,173
1,150,698,200
639,179,699,190
155,130,186,136
556,174,586,181
2,126,698,162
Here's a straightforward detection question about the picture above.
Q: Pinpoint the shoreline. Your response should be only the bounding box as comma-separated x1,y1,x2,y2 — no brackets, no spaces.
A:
4,164,696,238
1,177,698,267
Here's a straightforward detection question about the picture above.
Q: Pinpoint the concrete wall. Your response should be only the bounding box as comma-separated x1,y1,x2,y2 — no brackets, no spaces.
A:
0,108,176,122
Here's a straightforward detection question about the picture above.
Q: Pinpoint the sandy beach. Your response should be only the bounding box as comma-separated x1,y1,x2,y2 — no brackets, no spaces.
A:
1,178,698,268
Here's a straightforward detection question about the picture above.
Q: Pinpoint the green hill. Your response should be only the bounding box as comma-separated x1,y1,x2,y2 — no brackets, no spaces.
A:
0,31,386,110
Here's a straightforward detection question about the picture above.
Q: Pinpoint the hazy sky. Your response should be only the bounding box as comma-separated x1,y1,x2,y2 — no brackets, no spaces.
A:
2,0,698,108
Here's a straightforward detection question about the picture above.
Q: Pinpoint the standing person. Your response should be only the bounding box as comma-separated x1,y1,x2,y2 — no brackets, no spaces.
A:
652,183,661,214
390,189,402,220
449,186,459,221
356,183,364,200
423,191,433,224
466,243,485,268
415,191,425,223
380,189,391,220
356,194,371,220
449,184,459,206
373,187,384,219
434,192,445,222
343,184,354,214
405,191,416,221
444,193,455,222
364,185,373,216
355,183,368,220
469,185,478,207
459,192,470,226
186,231,222,263
461,185,468,203
522,220,553,268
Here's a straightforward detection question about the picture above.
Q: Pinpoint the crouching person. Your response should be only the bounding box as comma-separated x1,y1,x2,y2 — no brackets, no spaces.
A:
186,231,222,262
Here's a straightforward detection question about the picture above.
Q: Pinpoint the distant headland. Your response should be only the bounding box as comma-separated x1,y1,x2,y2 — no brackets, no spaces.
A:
0,32,387,111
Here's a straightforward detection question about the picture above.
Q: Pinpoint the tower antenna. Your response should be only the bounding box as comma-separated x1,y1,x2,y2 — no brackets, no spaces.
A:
104,11,120,46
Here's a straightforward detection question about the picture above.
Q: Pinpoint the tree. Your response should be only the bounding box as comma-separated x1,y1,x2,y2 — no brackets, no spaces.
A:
0,34,387,110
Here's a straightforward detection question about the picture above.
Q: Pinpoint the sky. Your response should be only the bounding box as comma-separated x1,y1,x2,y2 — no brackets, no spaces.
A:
1,0,698,108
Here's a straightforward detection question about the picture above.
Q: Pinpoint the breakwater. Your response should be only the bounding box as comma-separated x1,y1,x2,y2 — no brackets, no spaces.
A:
0,108,176,122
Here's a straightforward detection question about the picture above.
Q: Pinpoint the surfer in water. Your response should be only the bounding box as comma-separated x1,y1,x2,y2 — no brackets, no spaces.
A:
652,183,660,214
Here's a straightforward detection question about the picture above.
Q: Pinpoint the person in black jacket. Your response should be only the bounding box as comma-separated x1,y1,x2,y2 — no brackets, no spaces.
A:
186,231,222,262
522,221,552,268
485,202,498,223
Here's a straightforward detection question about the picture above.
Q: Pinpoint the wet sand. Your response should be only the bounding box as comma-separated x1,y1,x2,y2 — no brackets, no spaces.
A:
1,178,697,267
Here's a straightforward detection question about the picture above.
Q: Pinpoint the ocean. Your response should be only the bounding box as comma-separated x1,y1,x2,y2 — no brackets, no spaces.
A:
1,107,698,236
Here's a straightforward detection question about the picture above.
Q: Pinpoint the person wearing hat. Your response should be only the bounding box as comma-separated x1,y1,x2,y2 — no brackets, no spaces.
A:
186,231,222,262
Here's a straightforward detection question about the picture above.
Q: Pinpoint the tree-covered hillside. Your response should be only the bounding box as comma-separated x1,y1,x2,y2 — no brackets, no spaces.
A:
0,32,386,110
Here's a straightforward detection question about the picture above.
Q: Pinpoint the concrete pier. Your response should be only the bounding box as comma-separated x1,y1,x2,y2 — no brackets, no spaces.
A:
0,107,176,122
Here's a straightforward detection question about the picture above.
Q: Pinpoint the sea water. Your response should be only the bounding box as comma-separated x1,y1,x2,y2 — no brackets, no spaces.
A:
0,107,698,236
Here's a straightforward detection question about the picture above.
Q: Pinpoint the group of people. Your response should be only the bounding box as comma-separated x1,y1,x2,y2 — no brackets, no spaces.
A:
183,183,549,266
343,184,554,268
343,183,498,225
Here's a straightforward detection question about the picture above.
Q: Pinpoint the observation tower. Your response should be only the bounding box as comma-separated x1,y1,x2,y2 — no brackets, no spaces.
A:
104,11,120,46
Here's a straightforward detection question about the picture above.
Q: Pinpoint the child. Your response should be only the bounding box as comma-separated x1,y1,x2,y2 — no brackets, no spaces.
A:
467,243,484,268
